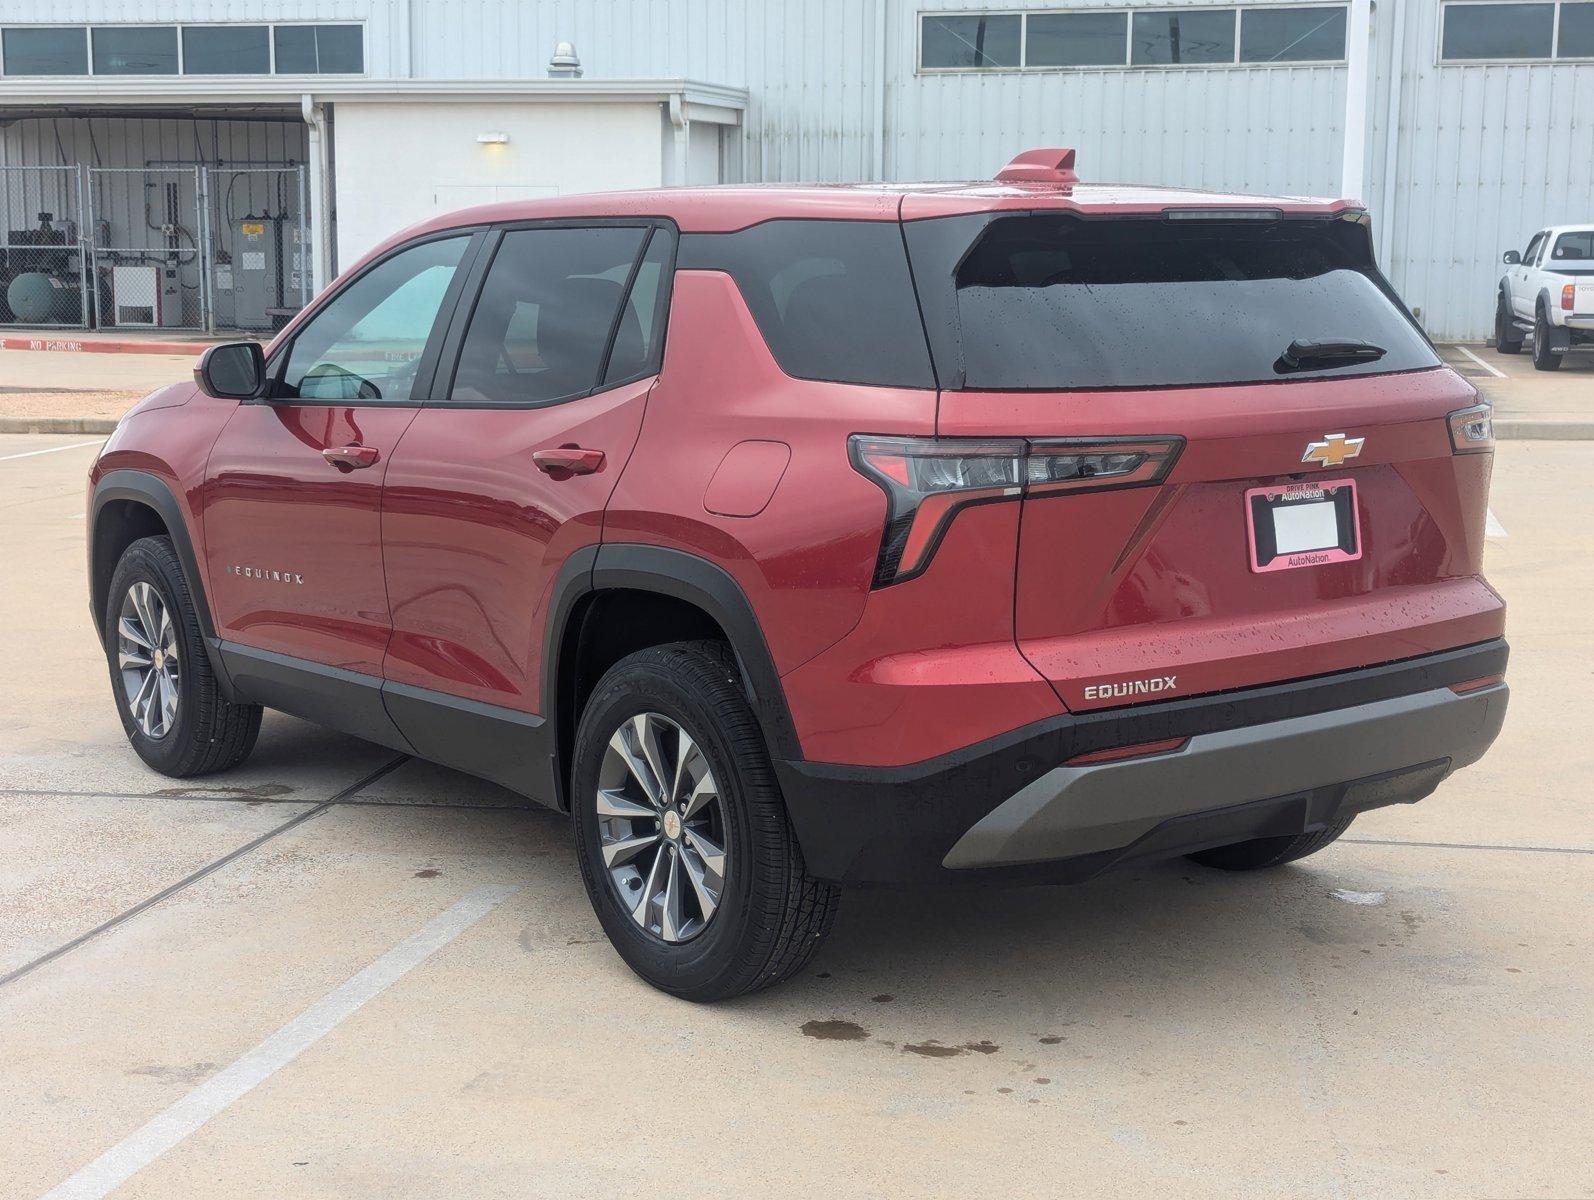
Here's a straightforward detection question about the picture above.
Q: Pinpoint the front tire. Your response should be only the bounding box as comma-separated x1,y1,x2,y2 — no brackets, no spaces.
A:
571,641,838,1001
1532,307,1563,371
1185,815,1354,871
104,536,261,777
1495,295,1524,354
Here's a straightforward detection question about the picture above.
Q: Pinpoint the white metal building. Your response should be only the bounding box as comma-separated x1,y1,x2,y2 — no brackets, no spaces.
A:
0,0,1590,338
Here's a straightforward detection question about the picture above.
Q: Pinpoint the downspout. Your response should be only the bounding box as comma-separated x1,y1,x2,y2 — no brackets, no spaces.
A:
1340,0,1373,201
668,93,689,186
872,0,889,180
301,93,331,294
1376,0,1406,272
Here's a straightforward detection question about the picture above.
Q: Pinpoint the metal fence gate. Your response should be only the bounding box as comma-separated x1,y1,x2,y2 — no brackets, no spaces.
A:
0,165,90,328
87,166,206,331
205,166,310,332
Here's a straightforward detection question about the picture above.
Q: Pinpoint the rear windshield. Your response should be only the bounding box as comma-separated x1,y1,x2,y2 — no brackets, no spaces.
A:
904,213,1439,390
1550,230,1594,262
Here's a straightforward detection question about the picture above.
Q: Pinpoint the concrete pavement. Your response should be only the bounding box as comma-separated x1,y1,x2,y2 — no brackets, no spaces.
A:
0,433,1589,1198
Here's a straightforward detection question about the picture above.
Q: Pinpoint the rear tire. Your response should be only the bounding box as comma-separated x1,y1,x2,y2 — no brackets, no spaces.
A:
104,536,261,777
570,641,839,1002
1185,815,1354,871
1495,295,1524,354
1532,307,1563,371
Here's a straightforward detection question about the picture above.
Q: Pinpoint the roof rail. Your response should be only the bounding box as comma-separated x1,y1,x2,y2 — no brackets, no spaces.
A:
995,148,1078,185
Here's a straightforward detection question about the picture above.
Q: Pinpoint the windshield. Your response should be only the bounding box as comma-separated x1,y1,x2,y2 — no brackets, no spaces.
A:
904,213,1439,390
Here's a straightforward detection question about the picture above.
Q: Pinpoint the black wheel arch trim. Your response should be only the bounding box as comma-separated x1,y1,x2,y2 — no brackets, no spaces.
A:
90,470,231,688
543,543,803,778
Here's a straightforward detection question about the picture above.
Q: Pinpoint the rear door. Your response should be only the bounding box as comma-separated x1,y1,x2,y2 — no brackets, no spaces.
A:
378,221,673,774
202,231,477,675
906,209,1504,711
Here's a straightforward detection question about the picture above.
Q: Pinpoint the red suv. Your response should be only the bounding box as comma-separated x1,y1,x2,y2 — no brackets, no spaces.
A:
90,149,1508,1001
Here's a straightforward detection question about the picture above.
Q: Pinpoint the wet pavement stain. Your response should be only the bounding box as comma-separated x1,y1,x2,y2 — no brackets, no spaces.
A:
963,1040,999,1055
153,782,294,799
871,993,894,1003
801,1019,869,1042
414,868,441,878
1038,1035,1064,1045
903,1041,963,1058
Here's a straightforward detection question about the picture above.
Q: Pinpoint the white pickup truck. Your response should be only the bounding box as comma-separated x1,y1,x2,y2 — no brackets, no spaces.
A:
1495,226,1594,371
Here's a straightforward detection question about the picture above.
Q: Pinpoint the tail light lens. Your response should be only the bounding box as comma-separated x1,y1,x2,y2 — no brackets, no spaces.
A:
850,435,1182,587
1447,402,1494,455
1563,284,1576,312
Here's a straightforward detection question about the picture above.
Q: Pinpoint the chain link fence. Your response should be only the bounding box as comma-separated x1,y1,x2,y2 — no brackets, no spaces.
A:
0,165,90,327
0,163,313,334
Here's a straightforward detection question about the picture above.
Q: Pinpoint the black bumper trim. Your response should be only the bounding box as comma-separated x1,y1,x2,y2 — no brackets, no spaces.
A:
775,638,1508,884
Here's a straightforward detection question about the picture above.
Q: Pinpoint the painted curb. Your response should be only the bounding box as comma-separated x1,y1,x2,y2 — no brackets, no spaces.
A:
1,335,224,357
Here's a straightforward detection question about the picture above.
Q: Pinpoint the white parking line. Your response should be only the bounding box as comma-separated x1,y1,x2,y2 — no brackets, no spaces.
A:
37,884,518,1200
1486,509,1508,538
1454,345,1507,379
0,440,103,463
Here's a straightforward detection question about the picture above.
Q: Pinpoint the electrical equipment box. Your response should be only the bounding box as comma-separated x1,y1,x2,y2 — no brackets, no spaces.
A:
231,217,281,329
112,264,183,327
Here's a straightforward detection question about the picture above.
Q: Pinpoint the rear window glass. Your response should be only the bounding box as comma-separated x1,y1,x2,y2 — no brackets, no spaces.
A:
1551,230,1594,260
904,213,1438,390
678,221,935,389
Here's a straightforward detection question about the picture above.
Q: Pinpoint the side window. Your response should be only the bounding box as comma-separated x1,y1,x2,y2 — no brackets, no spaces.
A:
680,220,935,389
603,227,676,386
280,236,468,402
448,225,649,406
1524,233,1546,265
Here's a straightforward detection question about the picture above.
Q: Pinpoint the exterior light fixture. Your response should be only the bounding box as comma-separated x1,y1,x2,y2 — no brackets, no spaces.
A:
477,131,510,145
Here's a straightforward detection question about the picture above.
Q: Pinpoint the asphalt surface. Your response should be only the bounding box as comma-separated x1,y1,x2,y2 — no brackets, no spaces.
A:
1,433,1590,1199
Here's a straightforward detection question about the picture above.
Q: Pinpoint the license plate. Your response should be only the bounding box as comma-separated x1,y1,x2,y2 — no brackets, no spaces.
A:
1245,477,1361,573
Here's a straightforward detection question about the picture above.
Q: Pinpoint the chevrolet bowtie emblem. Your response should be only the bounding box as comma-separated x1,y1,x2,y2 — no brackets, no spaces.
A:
1301,433,1365,468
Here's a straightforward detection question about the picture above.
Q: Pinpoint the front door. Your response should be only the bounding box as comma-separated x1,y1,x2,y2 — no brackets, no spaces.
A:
379,222,674,789
202,233,475,675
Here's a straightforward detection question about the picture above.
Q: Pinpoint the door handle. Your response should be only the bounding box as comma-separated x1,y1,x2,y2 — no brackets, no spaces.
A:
322,444,380,470
533,445,605,476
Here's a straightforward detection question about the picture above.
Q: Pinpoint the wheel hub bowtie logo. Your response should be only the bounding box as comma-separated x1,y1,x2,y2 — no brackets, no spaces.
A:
1083,675,1177,701
228,565,304,585
1301,432,1365,468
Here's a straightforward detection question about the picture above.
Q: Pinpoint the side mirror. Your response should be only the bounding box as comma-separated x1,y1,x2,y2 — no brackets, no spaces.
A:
1502,250,1521,265
195,341,265,399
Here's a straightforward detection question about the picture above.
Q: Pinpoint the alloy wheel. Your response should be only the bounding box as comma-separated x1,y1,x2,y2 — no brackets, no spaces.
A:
595,711,728,943
117,581,180,739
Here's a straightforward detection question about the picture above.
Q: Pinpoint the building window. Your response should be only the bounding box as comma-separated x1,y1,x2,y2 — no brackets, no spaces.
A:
1027,11,1130,66
1559,2,1594,55
918,7,1347,72
274,24,364,74
91,26,178,76
1240,6,1348,61
1441,3,1554,58
182,25,270,74
1131,9,1237,64
1,26,88,75
920,13,1022,68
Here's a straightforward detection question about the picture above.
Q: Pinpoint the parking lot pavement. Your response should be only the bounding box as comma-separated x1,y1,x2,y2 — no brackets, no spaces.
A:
1436,342,1593,424
0,350,191,424
2,434,1590,1199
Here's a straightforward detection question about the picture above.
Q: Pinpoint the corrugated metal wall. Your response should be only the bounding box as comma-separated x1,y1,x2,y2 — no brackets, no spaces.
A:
3,0,1592,337
1369,2,1594,340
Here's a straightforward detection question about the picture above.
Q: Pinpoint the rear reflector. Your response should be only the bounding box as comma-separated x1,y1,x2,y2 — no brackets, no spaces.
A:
1065,737,1190,766
1449,674,1504,695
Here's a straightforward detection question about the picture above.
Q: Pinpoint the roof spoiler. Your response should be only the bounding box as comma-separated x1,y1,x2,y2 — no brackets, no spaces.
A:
995,148,1078,185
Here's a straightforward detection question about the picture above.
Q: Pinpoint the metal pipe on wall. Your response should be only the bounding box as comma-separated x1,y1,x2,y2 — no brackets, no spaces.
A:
1341,0,1374,201
300,94,330,294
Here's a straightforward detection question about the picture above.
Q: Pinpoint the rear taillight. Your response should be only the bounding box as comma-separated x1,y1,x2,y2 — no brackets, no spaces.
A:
1446,402,1494,455
849,434,1183,587
1563,284,1576,312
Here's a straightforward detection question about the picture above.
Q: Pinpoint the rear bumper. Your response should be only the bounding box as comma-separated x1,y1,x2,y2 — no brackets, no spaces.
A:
776,639,1509,885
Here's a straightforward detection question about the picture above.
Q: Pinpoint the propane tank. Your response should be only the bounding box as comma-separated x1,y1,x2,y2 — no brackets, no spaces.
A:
6,272,81,324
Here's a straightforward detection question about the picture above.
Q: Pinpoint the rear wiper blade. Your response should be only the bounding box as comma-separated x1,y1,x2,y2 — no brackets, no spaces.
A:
1274,338,1386,374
